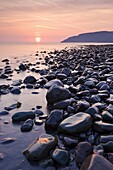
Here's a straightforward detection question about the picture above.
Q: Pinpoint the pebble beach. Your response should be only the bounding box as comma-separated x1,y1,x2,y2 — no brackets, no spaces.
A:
1,44,113,170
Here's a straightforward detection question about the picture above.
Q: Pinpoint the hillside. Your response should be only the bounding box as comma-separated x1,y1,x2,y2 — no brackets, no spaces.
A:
61,31,113,43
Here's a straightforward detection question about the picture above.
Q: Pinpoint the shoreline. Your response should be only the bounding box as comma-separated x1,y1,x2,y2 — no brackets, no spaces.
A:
1,45,113,169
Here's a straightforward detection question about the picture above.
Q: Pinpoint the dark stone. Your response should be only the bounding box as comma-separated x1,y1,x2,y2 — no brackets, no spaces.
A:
106,104,113,115
56,73,67,80
62,67,71,76
52,149,70,166
19,63,27,71
101,141,113,153
44,79,64,89
80,154,113,170
34,118,43,125
76,142,92,165
92,102,106,111
10,87,21,94
45,109,63,130
0,74,8,79
23,75,37,84
12,111,35,122
100,135,113,143
93,145,104,156
64,137,79,148
107,153,113,164
93,121,113,133
54,98,75,110
34,109,44,116
21,119,34,132
4,102,21,111
0,138,16,144
59,112,92,134
46,85,71,105
0,111,9,116
101,111,113,123
23,134,57,161
76,100,90,112
86,106,99,118
90,95,101,103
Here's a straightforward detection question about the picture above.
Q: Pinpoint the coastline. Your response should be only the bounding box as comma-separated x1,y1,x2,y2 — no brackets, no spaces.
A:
1,44,113,169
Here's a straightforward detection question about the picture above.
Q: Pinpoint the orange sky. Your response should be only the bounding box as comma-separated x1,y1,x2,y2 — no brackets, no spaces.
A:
0,0,113,43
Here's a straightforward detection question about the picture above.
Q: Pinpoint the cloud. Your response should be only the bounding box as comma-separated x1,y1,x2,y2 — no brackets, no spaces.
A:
0,0,113,42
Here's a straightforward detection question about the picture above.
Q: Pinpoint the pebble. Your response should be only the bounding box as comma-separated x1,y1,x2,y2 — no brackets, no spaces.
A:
0,138,16,144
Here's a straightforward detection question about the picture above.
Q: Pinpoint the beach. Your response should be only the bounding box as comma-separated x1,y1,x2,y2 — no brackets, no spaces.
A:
1,43,113,170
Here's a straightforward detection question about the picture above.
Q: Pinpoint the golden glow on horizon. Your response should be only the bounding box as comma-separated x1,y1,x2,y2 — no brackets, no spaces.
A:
0,1,113,43
35,37,41,43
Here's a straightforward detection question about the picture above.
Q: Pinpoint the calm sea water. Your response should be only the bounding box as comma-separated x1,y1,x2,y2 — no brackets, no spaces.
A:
0,42,113,60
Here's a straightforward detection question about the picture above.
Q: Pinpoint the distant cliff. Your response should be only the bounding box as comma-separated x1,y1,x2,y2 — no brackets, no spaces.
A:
61,31,113,43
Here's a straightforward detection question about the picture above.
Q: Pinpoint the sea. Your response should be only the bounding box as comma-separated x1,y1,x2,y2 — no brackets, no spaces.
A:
0,42,112,61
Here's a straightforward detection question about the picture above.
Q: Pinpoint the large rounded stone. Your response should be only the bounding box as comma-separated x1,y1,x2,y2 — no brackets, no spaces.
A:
0,111,9,116
76,142,92,165
21,119,34,132
93,121,113,133
76,100,90,112
52,149,70,166
101,111,113,123
23,134,57,161
86,106,99,118
23,75,37,84
19,63,27,71
100,135,113,143
45,109,63,131
54,98,75,109
12,111,35,122
46,85,71,105
59,112,92,134
44,79,64,89
62,67,71,76
10,87,21,94
80,154,113,170
101,141,113,153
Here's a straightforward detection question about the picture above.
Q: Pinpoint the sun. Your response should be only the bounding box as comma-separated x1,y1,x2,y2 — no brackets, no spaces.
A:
35,37,41,43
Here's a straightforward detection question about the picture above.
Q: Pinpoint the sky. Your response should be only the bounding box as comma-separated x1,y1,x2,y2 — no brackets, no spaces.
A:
0,0,113,43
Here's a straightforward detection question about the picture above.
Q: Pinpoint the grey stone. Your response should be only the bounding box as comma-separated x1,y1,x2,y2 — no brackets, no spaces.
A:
93,145,104,156
0,138,16,144
101,141,113,153
76,142,92,165
44,79,64,89
86,106,99,118
76,100,90,112
45,109,63,130
46,85,71,105
62,67,71,76
10,87,21,94
100,135,113,143
80,154,113,170
23,134,57,161
59,112,92,134
23,75,36,84
12,111,35,122
93,121,113,133
101,111,113,123
56,73,67,80
90,95,101,103
64,137,79,148
0,111,9,116
52,149,70,166
21,119,34,132
54,98,75,110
